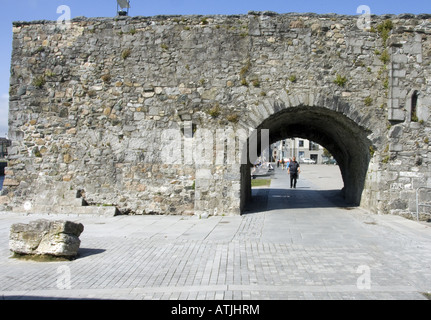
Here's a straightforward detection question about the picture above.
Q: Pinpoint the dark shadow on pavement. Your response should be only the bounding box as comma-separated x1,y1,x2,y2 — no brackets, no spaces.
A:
77,248,106,259
242,187,351,215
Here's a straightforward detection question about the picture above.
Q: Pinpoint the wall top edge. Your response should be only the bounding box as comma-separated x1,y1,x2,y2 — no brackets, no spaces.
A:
12,12,431,27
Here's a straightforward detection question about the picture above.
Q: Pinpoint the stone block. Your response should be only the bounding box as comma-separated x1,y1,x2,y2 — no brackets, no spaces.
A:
389,143,403,152
3,179,20,187
388,125,403,138
9,219,84,258
392,54,407,64
388,107,405,122
393,70,406,78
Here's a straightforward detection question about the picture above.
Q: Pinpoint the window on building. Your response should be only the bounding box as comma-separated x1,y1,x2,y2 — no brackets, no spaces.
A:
411,91,419,122
298,140,304,147
0,138,11,158
309,141,319,151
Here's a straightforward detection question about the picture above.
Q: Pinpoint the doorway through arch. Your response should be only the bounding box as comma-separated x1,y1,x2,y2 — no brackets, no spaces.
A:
240,106,372,213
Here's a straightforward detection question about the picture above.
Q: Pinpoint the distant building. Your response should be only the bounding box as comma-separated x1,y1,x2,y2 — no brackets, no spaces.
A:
0,138,11,158
272,138,325,164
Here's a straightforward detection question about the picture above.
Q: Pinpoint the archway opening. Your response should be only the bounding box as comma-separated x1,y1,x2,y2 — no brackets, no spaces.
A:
240,106,372,213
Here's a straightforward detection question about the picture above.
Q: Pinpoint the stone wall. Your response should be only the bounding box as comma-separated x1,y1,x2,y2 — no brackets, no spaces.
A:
4,12,431,218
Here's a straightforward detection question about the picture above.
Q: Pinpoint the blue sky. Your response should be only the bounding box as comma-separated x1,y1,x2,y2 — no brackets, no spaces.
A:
1,0,430,137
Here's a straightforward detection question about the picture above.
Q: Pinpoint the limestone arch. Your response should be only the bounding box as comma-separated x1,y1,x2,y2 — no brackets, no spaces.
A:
240,95,373,212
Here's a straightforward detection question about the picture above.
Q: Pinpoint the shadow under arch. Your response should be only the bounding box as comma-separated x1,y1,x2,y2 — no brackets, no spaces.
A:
240,105,372,212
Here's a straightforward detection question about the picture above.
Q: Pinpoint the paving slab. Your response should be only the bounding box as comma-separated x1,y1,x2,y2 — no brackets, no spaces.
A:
0,165,430,300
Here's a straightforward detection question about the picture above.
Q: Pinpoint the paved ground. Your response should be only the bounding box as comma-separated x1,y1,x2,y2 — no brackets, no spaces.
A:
0,164,430,300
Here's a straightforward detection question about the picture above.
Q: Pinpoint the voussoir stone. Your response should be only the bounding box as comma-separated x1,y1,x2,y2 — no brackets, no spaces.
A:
9,219,84,258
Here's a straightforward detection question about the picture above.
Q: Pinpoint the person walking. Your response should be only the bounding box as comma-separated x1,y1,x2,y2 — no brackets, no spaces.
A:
287,156,300,188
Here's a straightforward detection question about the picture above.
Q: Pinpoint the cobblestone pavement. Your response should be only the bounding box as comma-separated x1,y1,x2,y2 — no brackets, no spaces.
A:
0,165,430,300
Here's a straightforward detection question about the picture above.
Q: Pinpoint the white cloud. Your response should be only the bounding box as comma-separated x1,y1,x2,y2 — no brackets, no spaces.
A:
0,94,9,138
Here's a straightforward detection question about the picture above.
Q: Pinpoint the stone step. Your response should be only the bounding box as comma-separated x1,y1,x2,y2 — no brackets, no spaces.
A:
23,204,119,217
19,182,120,216
34,197,86,207
33,189,85,206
